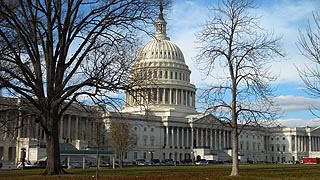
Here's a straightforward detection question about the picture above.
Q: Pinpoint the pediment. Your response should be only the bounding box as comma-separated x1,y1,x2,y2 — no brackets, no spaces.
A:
187,113,225,127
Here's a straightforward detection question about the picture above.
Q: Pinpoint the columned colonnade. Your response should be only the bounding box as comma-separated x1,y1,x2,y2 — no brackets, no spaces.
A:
163,126,231,150
59,114,97,143
126,88,196,107
290,135,320,152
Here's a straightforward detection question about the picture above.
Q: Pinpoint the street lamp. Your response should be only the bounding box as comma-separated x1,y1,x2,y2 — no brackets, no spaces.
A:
20,148,26,169
148,151,154,164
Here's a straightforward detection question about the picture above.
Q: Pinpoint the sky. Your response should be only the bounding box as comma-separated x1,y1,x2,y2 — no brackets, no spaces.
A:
152,0,320,127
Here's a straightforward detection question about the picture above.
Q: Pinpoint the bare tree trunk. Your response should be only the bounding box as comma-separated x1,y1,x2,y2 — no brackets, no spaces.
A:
230,86,239,176
119,152,123,168
43,114,65,175
230,123,239,176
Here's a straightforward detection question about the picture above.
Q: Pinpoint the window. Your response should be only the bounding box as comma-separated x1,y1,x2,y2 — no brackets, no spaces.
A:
283,137,286,140
175,72,177,79
143,136,148,146
170,72,173,79
150,138,155,146
151,128,154,132
282,145,286,152
144,127,147,132
165,71,168,79
134,152,138,160
143,152,147,159
159,71,162,78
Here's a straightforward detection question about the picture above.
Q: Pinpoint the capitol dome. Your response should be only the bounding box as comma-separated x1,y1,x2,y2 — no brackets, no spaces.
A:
137,38,185,63
124,4,196,116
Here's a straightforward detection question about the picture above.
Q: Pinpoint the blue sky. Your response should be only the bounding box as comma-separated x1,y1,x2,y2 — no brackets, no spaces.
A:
152,0,320,127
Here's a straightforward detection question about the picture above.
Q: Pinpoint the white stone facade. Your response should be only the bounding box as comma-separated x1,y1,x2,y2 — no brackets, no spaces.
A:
1,6,320,167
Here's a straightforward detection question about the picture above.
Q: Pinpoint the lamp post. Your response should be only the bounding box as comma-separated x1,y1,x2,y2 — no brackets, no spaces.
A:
148,151,154,164
20,148,26,170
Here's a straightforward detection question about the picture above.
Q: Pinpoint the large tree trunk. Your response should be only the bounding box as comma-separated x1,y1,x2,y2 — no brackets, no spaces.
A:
230,85,239,176
230,124,239,176
43,114,65,175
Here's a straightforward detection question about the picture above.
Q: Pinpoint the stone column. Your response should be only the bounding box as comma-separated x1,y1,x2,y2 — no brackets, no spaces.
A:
298,136,301,152
308,136,311,152
171,127,175,147
176,89,179,104
181,128,185,148
191,128,194,149
210,129,213,149
187,91,190,106
218,130,222,150
288,135,292,152
200,128,204,147
194,128,198,147
157,88,160,104
215,129,218,149
177,127,180,148
60,116,64,140
75,116,79,139
67,115,71,140
165,126,169,147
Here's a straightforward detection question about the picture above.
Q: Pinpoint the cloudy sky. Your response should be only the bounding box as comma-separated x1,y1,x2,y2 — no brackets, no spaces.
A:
152,0,320,127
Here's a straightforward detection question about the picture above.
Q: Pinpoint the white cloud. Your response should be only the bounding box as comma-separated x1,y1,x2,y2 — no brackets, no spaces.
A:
274,95,320,112
165,0,319,86
278,118,320,128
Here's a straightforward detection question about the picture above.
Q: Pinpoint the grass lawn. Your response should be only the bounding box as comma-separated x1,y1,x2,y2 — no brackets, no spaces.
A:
1,164,320,180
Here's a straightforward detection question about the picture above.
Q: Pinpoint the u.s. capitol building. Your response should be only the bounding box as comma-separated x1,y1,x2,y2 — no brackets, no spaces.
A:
1,7,320,168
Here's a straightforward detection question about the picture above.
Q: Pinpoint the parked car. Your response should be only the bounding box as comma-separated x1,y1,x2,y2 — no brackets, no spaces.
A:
181,159,193,164
161,159,174,165
195,159,208,165
207,160,219,164
136,159,146,166
16,161,34,169
150,159,161,165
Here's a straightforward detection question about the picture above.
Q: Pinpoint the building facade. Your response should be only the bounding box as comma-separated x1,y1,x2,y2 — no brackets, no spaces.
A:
1,6,320,168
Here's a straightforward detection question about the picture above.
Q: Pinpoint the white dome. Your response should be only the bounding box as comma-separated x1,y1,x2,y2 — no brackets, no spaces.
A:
137,38,185,63
124,4,196,116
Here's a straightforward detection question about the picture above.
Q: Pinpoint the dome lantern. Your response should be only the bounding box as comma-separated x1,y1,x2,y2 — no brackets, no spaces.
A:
154,2,169,40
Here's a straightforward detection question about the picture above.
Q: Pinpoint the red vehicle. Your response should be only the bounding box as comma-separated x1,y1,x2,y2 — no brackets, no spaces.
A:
301,157,320,164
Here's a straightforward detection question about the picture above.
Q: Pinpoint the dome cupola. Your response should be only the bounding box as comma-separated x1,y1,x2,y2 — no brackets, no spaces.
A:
124,2,196,116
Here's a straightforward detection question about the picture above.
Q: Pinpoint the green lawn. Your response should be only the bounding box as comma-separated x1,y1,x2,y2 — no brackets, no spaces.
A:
1,164,320,180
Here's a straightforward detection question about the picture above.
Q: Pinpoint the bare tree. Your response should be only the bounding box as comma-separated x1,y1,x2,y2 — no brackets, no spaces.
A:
0,0,166,175
196,0,284,176
298,12,320,115
109,120,136,168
